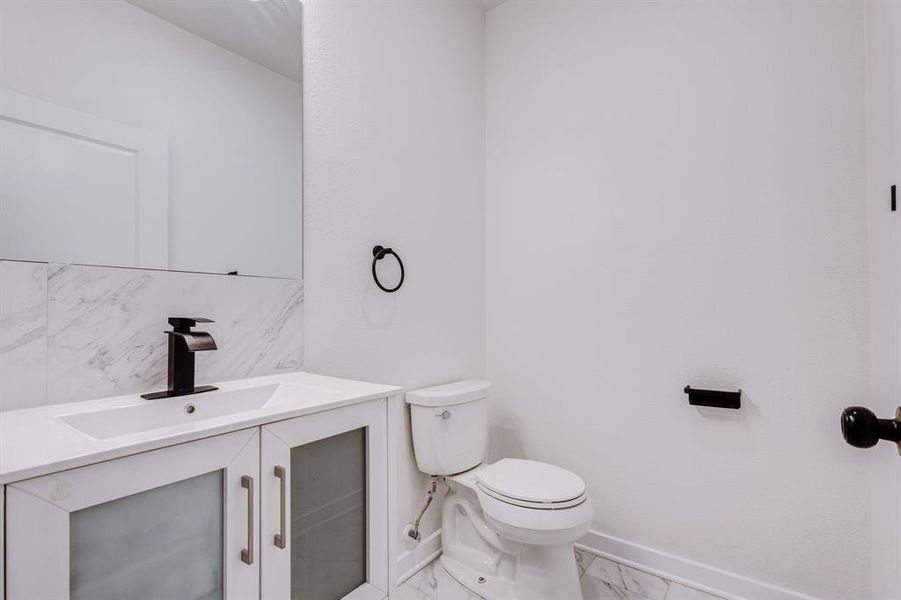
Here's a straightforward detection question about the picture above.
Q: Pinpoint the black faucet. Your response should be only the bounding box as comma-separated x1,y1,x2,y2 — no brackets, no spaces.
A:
141,317,218,400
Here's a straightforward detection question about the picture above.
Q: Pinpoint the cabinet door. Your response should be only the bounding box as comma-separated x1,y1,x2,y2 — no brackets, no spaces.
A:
6,428,260,600
261,399,388,600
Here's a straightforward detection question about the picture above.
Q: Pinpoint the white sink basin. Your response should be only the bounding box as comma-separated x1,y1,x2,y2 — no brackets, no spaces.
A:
59,384,279,440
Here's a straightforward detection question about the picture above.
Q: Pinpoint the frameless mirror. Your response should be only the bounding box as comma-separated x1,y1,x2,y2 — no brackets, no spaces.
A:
0,0,303,279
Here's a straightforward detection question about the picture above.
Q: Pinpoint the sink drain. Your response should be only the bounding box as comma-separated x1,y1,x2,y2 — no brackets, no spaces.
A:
184,403,196,415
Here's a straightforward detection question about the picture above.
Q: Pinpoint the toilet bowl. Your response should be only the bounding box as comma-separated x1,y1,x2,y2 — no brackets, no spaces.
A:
407,381,592,600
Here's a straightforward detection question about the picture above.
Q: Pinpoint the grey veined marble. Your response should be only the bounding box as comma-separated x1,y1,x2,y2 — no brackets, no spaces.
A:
0,260,303,409
0,261,48,411
46,263,304,404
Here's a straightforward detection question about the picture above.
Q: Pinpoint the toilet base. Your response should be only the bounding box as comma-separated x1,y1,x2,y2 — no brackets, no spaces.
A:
441,543,583,600
441,554,513,600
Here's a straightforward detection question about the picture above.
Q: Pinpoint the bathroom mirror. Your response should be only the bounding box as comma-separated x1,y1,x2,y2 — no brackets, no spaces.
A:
0,0,303,279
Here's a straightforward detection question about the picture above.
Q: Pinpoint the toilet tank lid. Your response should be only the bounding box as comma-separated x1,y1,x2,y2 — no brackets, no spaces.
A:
406,380,491,407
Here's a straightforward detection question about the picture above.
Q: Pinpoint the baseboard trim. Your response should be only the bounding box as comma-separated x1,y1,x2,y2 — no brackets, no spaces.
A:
576,530,824,600
396,529,443,585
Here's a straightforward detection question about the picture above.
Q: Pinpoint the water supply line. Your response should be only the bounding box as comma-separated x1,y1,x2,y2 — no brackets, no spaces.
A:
407,477,439,542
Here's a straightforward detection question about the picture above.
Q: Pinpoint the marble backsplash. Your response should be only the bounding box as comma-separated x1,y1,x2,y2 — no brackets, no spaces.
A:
0,260,304,411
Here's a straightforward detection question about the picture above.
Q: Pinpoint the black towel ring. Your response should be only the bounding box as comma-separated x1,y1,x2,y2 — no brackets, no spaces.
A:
372,245,405,293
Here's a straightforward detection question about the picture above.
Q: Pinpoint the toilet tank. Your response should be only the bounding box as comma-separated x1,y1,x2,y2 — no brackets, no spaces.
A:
406,380,490,476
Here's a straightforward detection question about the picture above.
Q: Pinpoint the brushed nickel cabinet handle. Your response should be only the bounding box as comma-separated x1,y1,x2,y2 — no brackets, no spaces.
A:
274,465,287,549
241,475,254,565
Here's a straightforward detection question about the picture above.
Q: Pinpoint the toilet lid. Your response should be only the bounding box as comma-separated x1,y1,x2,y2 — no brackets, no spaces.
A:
475,458,586,505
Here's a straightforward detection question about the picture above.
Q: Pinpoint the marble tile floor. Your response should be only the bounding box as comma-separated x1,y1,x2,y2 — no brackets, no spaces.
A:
398,549,726,600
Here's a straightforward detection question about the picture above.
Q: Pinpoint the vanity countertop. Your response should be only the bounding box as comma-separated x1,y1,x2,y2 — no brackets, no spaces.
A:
0,371,401,484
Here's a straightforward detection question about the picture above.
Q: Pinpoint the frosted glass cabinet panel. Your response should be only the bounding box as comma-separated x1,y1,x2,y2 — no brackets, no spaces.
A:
290,429,367,600
70,470,224,600
5,430,260,600
261,399,389,600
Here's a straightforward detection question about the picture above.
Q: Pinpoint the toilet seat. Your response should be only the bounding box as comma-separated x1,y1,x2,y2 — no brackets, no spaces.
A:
463,458,593,546
475,486,593,545
476,458,587,509
477,484,587,510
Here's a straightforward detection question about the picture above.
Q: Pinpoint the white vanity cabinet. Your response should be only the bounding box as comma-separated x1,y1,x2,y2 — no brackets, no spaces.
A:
1,377,398,600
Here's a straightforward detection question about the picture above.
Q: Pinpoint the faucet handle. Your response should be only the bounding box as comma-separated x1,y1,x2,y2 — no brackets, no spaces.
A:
168,317,214,331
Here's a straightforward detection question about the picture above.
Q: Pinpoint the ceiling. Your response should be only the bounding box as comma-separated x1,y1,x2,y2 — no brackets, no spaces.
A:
126,0,303,83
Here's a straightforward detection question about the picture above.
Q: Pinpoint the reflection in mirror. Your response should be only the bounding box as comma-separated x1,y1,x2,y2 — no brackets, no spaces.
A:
0,0,303,278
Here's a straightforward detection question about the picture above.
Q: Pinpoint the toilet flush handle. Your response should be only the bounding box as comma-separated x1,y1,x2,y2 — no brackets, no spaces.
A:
435,410,451,420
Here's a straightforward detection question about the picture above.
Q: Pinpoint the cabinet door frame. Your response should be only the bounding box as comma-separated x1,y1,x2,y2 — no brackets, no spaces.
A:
261,398,388,600
5,428,260,600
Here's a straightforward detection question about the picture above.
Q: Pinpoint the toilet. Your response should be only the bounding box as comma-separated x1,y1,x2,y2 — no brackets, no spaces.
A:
407,380,592,600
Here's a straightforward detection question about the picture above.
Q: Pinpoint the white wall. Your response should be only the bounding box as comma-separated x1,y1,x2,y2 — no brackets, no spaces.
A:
865,2,901,598
486,2,871,599
302,0,486,561
0,0,301,278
